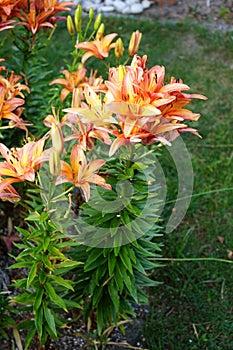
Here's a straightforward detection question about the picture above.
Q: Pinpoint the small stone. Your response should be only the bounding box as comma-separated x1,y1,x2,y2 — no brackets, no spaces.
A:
120,5,131,14
105,0,114,5
126,0,140,5
113,0,127,12
130,3,144,14
141,0,151,9
99,5,115,12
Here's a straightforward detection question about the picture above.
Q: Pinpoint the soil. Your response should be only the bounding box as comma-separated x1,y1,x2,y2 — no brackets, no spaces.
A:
0,1,232,349
140,0,233,32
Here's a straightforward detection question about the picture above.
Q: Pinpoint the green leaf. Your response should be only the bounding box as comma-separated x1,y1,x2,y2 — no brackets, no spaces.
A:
114,265,124,293
119,246,133,275
47,275,74,291
92,286,103,307
43,237,50,251
108,253,116,275
84,248,104,272
8,261,33,269
12,292,35,305
39,211,49,223
108,279,119,311
25,325,37,350
44,306,57,337
44,282,67,311
27,262,39,288
35,305,43,338
34,288,44,311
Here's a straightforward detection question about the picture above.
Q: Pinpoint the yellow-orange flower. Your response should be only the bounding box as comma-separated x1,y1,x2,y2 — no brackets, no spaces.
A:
0,139,46,182
9,0,75,34
75,33,118,64
0,177,21,203
50,65,87,101
56,144,111,201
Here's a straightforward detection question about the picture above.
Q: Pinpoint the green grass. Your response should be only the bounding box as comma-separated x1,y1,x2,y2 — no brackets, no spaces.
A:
102,16,233,350
1,14,233,349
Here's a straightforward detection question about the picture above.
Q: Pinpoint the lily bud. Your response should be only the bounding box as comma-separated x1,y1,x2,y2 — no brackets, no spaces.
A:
114,38,124,59
67,15,75,36
74,4,82,32
118,65,126,81
95,23,104,40
94,13,102,31
51,123,64,156
128,30,142,56
49,149,61,177
89,8,94,21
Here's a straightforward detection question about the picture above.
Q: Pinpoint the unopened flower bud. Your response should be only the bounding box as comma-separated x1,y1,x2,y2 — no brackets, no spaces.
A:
128,30,142,56
118,65,126,81
51,123,64,155
67,15,75,36
49,149,61,177
89,8,94,21
94,13,102,31
75,4,82,32
114,38,124,58
96,23,104,40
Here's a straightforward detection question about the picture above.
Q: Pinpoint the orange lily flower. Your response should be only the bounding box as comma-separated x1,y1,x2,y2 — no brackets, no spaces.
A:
105,55,207,149
0,139,46,182
0,177,21,202
76,33,118,64
49,65,87,101
11,0,75,35
128,30,142,56
56,144,111,201
63,114,112,151
64,86,117,128
0,0,20,21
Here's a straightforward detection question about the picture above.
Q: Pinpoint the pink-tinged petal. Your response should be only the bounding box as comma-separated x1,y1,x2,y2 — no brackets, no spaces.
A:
165,109,200,121
159,83,190,94
49,78,68,87
84,159,106,178
0,163,17,178
22,169,35,182
123,116,137,138
154,123,187,134
152,96,176,107
60,88,71,102
70,145,86,176
85,174,112,190
81,51,95,64
184,93,207,100
107,101,161,118
179,128,201,137
79,182,90,202
109,137,130,156
18,142,35,167
0,143,11,161
59,160,73,181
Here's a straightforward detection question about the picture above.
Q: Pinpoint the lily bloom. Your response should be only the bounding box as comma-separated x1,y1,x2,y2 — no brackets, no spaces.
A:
0,139,46,182
76,33,118,64
63,86,117,128
49,65,87,101
56,144,111,201
0,177,21,203
10,0,75,35
128,30,142,57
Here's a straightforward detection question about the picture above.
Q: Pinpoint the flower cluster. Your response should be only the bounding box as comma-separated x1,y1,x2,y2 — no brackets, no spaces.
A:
0,1,207,208
0,59,30,132
0,0,74,33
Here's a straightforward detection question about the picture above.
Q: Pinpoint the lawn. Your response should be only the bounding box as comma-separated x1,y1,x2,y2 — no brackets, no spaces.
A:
1,12,233,350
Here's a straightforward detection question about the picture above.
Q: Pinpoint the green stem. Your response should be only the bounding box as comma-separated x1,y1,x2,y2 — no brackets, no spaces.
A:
165,187,233,204
149,257,233,264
